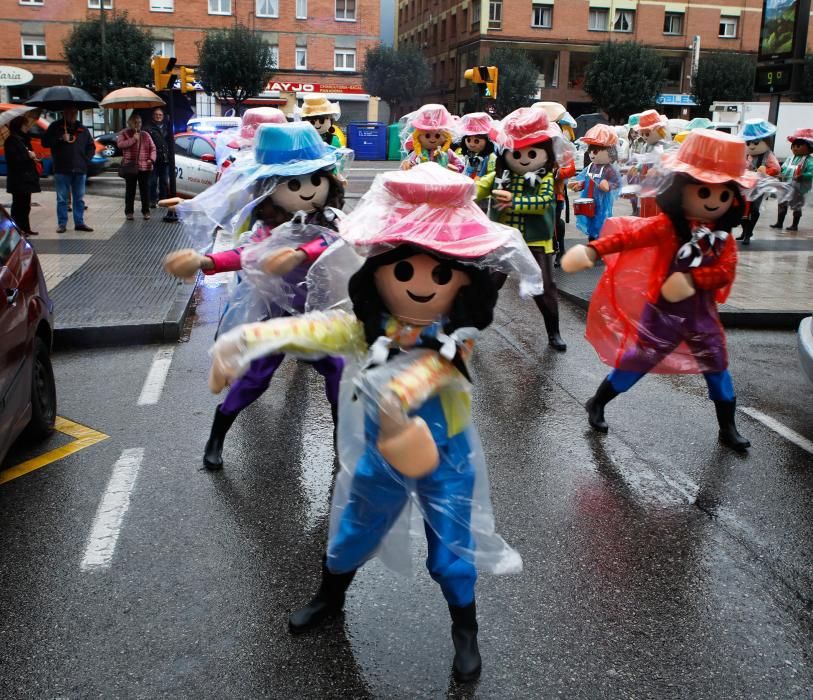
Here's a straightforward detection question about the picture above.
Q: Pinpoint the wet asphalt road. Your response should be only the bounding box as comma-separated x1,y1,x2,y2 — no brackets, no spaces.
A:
2,227,813,696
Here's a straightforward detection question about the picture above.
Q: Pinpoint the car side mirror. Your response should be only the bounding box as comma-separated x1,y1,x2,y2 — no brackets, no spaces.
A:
200,153,215,163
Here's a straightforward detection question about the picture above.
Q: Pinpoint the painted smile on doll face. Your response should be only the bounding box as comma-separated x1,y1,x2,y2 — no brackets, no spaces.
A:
269,172,331,213
464,135,487,154
505,145,549,174
682,183,734,222
374,253,470,325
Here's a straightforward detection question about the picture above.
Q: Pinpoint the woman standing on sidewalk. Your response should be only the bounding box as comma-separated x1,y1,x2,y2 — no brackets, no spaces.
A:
5,115,41,236
117,114,156,221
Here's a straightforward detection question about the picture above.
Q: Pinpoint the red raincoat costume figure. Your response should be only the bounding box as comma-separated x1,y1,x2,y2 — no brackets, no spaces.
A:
561,129,757,452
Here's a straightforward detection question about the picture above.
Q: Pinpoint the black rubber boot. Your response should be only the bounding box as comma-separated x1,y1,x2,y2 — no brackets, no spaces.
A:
449,601,481,683
770,205,787,229
537,303,567,352
714,399,750,452
554,219,566,268
586,378,620,433
202,405,237,470
289,558,356,633
786,211,801,232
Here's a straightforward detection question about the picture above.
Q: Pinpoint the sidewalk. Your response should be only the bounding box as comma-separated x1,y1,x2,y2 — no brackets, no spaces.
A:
13,194,196,348
556,199,812,329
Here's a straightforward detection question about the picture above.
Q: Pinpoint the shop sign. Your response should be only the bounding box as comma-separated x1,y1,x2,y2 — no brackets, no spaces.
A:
0,66,34,87
656,93,697,106
267,81,365,94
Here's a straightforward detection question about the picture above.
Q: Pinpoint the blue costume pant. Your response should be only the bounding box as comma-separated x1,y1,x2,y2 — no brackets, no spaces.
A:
609,368,735,402
327,402,478,607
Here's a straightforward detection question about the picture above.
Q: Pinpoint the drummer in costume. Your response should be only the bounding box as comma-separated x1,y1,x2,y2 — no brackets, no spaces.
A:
562,129,756,452
737,118,779,245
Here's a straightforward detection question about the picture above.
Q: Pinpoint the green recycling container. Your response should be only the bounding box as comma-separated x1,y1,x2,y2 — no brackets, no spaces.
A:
387,123,402,161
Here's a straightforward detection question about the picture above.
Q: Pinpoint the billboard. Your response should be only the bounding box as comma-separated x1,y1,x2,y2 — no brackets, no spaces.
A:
758,0,808,61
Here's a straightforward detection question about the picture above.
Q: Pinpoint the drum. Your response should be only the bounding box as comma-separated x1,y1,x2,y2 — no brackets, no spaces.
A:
573,198,596,217
639,196,660,218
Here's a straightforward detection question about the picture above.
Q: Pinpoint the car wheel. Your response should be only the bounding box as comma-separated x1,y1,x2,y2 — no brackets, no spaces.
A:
102,145,116,157
25,337,57,440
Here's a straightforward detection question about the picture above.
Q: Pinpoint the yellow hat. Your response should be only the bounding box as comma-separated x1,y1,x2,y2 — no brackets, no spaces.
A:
299,95,341,119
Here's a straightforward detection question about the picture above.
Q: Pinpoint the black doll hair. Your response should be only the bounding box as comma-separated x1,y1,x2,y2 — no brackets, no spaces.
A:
655,173,746,244
587,144,618,163
251,169,346,229
791,139,812,153
348,244,499,347
494,138,557,180
459,134,495,159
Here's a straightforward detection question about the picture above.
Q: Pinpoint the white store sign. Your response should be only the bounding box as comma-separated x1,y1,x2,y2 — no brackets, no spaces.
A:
0,66,34,87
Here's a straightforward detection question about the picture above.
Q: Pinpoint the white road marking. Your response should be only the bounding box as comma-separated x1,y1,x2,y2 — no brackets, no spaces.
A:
739,406,813,455
80,448,145,572
137,347,175,406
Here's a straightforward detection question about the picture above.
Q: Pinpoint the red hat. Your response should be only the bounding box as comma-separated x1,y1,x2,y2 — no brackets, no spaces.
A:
788,128,813,145
635,109,667,131
660,129,758,187
581,124,618,147
492,107,557,150
457,112,493,138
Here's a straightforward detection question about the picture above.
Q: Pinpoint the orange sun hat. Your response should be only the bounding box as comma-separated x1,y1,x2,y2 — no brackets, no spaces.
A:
581,124,618,148
660,129,758,187
635,109,668,131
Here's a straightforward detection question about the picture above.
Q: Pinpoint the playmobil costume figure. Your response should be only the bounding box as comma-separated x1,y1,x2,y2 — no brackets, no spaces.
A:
570,124,621,242
208,163,542,682
163,122,347,469
298,95,344,147
215,107,287,171
772,128,813,232
456,112,496,181
401,104,465,173
737,119,780,245
627,109,669,217
534,102,578,267
562,129,757,452
477,107,573,351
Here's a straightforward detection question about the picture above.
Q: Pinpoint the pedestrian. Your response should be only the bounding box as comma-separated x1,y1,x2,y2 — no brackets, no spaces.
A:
561,129,757,452
771,128,813,232
207,163,543,683
116,114,156,221
143,107,170,208
4,114,41,236
42,106,95,233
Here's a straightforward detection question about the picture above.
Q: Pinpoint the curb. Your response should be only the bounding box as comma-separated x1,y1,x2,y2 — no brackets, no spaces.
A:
53,279,197,350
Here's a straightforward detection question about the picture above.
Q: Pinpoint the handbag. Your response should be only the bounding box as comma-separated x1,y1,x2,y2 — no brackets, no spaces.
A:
117,130,142,178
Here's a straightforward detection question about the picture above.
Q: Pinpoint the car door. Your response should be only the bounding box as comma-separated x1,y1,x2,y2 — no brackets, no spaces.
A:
0,213,29,449
173,135,193,197
188,136,218,194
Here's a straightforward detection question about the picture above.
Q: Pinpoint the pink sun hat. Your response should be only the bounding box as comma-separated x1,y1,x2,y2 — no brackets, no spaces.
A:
660,129,758,188
228,107,287,148
788,127,813,145
408,104,457,132
491,107,557,150
457,112,494,138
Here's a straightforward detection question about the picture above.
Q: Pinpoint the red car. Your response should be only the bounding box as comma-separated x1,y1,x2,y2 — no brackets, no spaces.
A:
0,205,56,465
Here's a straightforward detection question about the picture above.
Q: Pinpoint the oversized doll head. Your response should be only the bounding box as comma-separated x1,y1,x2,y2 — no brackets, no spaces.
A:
299,95,341,143
492,107,571,178
581,124,618,166
457,112,494,157
406,104,456,157
654,130,757,239
635,109,669,146
788,128,813,157
739,119,776,157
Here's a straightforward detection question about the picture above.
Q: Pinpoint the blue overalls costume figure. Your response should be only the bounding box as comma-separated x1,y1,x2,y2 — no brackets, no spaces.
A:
207,163,544,683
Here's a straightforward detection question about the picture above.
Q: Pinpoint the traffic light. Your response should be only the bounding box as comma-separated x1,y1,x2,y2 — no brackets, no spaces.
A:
179,66,197,94
463,65,499,100
151,55,176,91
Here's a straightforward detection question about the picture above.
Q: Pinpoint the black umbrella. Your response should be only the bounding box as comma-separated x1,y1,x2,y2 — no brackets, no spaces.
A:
26,85,98,110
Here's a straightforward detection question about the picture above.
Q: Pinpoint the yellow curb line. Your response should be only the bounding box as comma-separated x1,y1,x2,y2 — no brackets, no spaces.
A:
0,417,109,486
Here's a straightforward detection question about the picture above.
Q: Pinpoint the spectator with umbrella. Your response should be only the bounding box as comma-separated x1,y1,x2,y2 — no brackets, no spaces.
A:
2,106,42,237
29,86,98,233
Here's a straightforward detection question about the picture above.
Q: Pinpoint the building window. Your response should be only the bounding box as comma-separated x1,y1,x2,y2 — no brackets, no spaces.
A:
488,1,502,30
334,49,356,71
269,45,279,68
532,3,552,28
296,0,307,18
295,47,307,70
461,7,468,31
450,13,457,36
719,16,738,38
150,0,174,10
613,9,634,32
21,35,46,60
472,2,480,25
335,0,356,21
663,11,683,35
153,40,175,57
208,0,231,14
588,8,609,31
256,0,278,16
88,0,113,7
19,0,45,5
441,18,446,41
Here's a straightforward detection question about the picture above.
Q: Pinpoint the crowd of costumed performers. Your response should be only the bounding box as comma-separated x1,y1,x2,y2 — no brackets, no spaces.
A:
208,163,542,683
160,121,352,469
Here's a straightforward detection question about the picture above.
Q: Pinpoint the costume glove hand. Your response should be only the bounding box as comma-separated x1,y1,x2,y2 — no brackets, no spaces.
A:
561,244,597,273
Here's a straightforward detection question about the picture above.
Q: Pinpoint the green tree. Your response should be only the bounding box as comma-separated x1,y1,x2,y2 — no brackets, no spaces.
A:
583,42,666,122
63,12,154,99
799,55,813,102
362,45,430,120
481,46,539,117
197,24,276,115
692,52,756,111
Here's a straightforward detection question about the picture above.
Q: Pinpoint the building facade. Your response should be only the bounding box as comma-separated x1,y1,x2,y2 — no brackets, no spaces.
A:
396,0,813,117
1,0,381,122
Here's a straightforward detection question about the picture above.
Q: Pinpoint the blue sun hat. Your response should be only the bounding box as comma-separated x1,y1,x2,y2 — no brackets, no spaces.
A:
739,118,777,142
246,121,340,177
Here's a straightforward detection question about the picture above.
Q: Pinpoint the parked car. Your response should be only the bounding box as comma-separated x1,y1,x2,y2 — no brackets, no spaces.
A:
799,315,813,384
186,116,241,135
173,131,218,197
0,205,56,466
95,131,122,158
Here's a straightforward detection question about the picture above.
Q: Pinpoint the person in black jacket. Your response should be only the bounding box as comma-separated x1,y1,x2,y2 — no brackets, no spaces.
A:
5,115,41,236
143,107,170,208
42,107,95,233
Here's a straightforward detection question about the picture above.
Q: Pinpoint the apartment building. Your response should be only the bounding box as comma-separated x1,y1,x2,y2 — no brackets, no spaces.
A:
1,0,380,120
396,0,813,117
